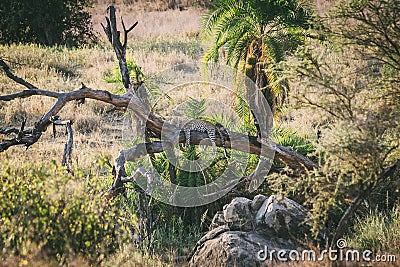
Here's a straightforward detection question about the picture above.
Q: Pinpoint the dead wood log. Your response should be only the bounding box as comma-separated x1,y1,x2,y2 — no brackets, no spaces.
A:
0,59,318,172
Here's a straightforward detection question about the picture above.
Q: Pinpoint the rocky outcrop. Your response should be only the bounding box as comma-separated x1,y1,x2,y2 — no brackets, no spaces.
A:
189,194,316,267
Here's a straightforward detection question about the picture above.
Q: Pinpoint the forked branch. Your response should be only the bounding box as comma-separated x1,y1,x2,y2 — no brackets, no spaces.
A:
0,78,132,152
101,6,138,90
0,67,318,172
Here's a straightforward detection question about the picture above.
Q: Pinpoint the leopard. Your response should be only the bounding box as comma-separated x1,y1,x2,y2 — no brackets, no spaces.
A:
183,119,230,158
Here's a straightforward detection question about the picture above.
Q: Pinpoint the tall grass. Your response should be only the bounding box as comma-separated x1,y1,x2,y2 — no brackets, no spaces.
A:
347,208,400,255
0,160,134,265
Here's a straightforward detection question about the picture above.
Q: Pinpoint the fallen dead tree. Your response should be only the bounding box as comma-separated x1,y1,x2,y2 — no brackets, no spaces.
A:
0,64,318,188
0,5,318,193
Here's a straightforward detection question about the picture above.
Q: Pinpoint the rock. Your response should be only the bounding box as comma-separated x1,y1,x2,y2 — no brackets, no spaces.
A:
222,197,253,231
251,194,267,213
189,194,314,267
194,225,230,249
189,231,300,267
255,195,310,239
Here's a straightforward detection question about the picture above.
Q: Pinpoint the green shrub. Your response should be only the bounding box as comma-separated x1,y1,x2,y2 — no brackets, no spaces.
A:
0,161,136,265
0,0,96,46
104,59,146,85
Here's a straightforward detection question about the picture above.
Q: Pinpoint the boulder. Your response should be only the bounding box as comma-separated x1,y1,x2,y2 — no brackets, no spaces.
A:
189,194,315,267
255,194,310,239
189,231,300,267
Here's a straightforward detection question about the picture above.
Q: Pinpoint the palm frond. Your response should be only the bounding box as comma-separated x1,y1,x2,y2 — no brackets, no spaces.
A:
203,0,259,65
184,97,206,119
226,27,257,69
262,35,289,103
272,126,315,156
233,94,257,135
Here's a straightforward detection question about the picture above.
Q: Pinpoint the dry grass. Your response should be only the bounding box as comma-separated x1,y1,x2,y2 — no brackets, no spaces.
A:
92,6,204,40
103,245,172,267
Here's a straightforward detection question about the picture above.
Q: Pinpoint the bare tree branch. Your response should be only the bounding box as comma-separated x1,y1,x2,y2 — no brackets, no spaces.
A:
0,84,318,172
17,118,27,141
0,82,132,152
0,88,60,101
121,18,138,49
108,131,318,198
0,58,37,89
50,117,75,175
0,128,31,135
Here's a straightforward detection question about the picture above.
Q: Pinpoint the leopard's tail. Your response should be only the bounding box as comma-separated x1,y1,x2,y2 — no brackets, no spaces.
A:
216,126,230,159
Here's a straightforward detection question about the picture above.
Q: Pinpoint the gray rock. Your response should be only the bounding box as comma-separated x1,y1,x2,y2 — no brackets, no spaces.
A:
189,231,300,267
251,194,267,213
189,194,314,267
222,197,253,231
255,195,310,239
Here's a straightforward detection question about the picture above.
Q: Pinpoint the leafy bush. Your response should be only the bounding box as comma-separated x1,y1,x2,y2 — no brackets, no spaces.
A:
104,59,146,84
0,0,96,46
0,161,135,265
274,0,400,238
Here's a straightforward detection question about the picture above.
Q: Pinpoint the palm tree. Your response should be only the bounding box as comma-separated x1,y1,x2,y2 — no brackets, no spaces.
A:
203,0,314,114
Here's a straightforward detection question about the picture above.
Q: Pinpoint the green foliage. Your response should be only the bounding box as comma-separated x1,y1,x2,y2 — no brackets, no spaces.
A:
104,59,146,85
203,0,313,67
0,161,135,264
140,97,231,226
347,208,400,254
179,146,204,187
271,126,314,156
0,0,96,46
233,95,257,135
